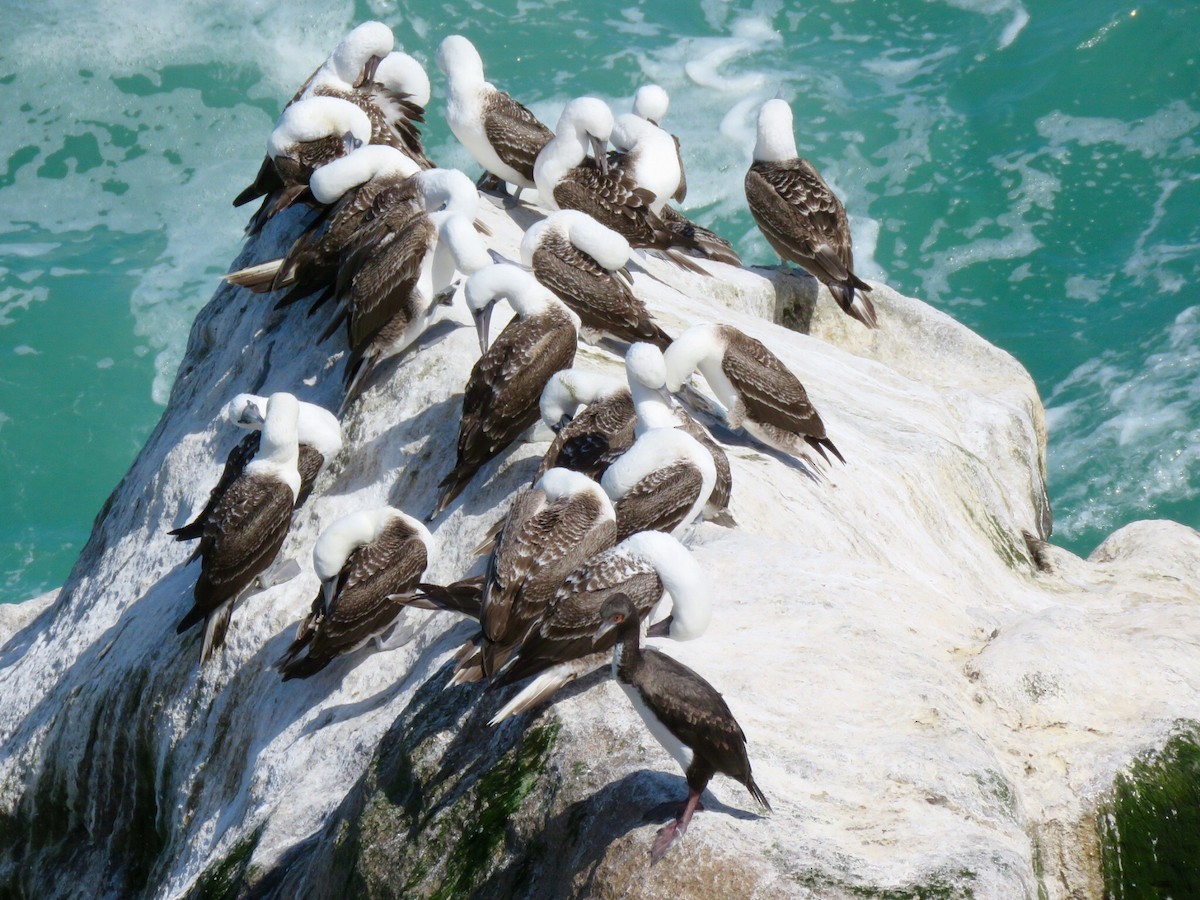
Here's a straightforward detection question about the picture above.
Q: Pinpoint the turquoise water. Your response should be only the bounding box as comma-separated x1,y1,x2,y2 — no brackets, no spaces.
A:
1,0,1196,602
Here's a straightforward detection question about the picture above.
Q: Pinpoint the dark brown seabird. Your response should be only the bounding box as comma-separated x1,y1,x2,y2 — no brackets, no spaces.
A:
533,98,735,274
233,22,393,213
522,210,673,349
596,593,770,863
432,264,580,517
223,146,422,308
277,508,432,679
176,392,301,665
488,530,709,723
744,98,876,327
440,468,616,682
236,96,373,235
534,369,635,482
664,322,844,467
170,394,342,548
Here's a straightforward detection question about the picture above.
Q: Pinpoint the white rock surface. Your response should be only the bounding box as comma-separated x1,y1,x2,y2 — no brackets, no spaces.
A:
1,193,1198,899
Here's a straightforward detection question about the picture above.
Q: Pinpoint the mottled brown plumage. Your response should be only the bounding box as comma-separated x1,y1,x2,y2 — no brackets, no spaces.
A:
745,158,875,327
278,517,429,680
531,232,672,348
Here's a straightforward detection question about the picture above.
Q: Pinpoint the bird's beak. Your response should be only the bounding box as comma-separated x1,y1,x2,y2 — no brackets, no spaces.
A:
342,130,363,154
645,614,673,639
593,617,620,644
237,403,267,426
356,54,383,88
657,385,674,405
590,134,609,176
552,414,571,433
473,299,495,354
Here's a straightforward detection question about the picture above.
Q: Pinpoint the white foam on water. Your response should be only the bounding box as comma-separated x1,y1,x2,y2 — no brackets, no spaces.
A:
1046,305,1200,546
934,0,1030,51
914,150,1056,305
1036,101,1200,161
1,1,378,403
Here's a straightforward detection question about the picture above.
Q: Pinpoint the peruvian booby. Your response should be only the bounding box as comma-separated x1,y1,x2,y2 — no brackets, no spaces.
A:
437,35,554,192
282,24,432,169
356,51,435,169
237,97,372,235
444,468,616,682
488,530,709,723
277,507,433,679
745,99,876,327
596,593,770,863
432,264,580,517
224,146,422,304
534,369,635,482
609,110,682,216
233,22,392,212
170,393,342,545
333,168,484,408
631,85,686,203
625,342,733,518
601,425,717,543
534,98,735,273
522,210,672,349
176,392,302,665
663,323,844,466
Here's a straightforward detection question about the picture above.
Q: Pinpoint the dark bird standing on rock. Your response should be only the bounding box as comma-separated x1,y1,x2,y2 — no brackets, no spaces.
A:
596,593,770,863
744,98,876,328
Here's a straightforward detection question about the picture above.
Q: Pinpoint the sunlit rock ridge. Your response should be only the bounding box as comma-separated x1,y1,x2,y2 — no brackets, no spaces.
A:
1,195,1197,899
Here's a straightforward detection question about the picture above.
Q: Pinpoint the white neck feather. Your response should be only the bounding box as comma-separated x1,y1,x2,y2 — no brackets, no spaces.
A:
753,99,798,163
600,427,715,516
662,324,725,393
562,210,630,270
437,35,485,88
622,530,711,640
375,51,431,107
247,392,301,500
535,468,615,520
269,97,371,157
415,168,480,219
539,369,625,427
309,146,419,204
328,21,394,85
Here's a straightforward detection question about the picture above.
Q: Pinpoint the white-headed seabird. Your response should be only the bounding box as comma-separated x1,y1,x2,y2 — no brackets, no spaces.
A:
224,146,422,305
745,98,876,327
432,264,580,516
488,529,709,723
534,98,737,273
176,392,302,665
663,322,844,466
277,507,433,679
435,468,617,682
233,22,391,213
332,168,484,408
534,369,635,482
521,210,672,349
437,35,554,192
596,593,770,863
357,51,435,169
625,342,732,518
601,425,717,542
609,110,682,217
631,84,686,203
287,25,432,168
170,393,342,544
237,96,372,234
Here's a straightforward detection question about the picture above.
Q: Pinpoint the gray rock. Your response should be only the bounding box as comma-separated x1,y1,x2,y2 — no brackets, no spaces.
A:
1,195,1197,899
